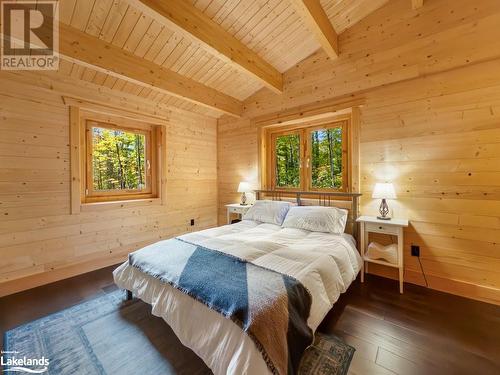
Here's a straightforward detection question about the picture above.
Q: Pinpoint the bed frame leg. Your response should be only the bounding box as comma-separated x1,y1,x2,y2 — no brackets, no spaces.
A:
126,290,133,300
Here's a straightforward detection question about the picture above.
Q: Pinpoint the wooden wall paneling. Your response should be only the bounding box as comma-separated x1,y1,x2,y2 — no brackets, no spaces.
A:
6,65,221,119
0,70,218,296
217,116,257,225
244,0,500,118
158,125,168,206
69,106,81,214
350,106,361,193
63,97,169,125
253,97,366,128
321,0,390,33
367,64,500,301
217,0,500,304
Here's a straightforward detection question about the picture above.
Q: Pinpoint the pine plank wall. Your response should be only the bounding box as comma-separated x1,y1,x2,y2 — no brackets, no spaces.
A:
0,0,498,305
0,71,218,296
218,0,500,304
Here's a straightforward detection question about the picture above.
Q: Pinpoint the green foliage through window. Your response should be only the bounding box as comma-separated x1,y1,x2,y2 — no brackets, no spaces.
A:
271,123,345,191
275,134,300,188
91,127,147,191
311,128,343,189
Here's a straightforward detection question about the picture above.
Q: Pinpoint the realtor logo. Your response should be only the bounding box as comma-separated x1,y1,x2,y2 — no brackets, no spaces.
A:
1,351,49,373
1,0,59,70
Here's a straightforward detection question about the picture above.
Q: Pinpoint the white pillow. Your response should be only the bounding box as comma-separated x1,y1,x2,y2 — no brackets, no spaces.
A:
282,206,348,234
242,200,291,225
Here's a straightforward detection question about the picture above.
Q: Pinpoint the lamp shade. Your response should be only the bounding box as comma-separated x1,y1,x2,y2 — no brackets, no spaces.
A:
372,183,396,199
237,181,252,193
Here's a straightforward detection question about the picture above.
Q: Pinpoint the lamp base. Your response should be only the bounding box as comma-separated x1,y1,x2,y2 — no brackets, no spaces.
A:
377,198,391,220
240,192,247,206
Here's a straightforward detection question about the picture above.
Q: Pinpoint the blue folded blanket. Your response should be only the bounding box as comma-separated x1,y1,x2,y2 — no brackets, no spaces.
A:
129,238,313,375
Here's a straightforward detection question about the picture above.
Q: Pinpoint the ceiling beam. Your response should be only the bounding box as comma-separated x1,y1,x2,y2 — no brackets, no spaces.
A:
4,21,244,116
290,0,339,59
127,0,283,94
412,0,424,9
55,23,243,117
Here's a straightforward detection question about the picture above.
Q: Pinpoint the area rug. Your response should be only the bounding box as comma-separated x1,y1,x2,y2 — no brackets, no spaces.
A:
3,289,354,375
298,333,355,375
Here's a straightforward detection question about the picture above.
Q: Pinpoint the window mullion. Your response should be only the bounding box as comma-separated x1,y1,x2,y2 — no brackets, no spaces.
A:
301,128,309,191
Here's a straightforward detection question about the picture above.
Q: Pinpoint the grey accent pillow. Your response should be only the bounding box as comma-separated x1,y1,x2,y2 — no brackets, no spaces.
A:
282,206,348,234
242,200,292,225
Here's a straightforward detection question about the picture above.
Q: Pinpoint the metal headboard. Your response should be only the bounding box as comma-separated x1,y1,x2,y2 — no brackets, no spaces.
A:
254,189,362,244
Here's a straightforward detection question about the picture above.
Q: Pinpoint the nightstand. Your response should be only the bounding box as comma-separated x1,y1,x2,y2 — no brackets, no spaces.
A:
356,215,409,293
225,203,252,224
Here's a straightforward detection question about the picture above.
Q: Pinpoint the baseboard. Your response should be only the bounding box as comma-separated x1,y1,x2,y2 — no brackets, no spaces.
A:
2,253,499,306
365,264,500,306
404,270,500,306
0,254,128,298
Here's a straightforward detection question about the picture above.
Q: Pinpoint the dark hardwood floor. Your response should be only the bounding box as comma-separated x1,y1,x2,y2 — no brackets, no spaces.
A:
1,266,499,375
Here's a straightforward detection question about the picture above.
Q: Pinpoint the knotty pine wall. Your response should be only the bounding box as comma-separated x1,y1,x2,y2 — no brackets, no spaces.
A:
218,0,500,304
0,71,218,296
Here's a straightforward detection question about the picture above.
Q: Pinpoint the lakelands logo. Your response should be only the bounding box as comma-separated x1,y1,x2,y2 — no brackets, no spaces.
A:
0,0,59,70
1,351,49,373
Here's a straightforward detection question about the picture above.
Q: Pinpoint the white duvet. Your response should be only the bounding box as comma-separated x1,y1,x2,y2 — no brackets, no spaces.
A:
113,220,362,375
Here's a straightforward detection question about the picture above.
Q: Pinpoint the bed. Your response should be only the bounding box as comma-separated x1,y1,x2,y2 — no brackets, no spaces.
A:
113,190,362,375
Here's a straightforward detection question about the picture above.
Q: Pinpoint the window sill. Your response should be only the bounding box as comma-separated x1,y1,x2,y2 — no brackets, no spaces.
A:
80,198,162,212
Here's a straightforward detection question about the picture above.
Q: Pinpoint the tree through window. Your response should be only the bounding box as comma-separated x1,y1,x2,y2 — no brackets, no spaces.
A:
275,133,300,188
310,127,343,189
84,120,157,202
92,127,147,191
268,121,347,191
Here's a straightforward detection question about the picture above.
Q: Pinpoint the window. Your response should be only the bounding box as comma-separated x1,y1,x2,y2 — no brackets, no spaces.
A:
310,127,344,189
267,121,348,191
274,132,301,188
84,120,158,203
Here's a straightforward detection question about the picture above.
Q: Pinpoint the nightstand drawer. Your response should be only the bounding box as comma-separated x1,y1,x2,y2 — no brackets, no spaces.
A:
228,206,248,214
365,222,400,235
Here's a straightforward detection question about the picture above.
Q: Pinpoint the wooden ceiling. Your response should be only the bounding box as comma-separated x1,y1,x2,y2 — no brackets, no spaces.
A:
53,0,390,118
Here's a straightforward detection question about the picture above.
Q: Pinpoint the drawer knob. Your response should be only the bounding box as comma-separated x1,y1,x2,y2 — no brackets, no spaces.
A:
379,226,383,229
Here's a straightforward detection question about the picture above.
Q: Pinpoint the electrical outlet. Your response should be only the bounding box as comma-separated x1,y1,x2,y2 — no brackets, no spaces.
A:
190,219,195,226
411,245,420,257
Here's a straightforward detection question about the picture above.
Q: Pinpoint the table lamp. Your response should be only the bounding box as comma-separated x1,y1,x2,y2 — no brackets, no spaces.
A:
372,182,396,220
237,181,251,205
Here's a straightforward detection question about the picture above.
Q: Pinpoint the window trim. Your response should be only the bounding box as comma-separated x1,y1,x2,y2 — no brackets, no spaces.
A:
270,129,303,191
69,104,168,215
267,120,349,192
83,120,157,203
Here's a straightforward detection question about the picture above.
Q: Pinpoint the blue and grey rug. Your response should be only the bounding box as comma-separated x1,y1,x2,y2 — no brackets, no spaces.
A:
3,289,354,375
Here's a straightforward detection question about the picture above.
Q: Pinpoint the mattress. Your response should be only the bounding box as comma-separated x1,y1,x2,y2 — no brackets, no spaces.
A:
114,220,362,375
